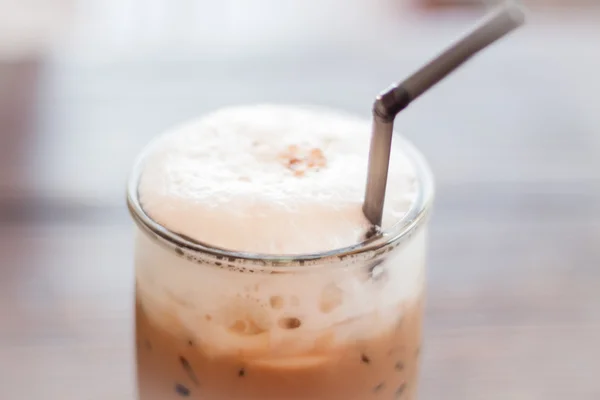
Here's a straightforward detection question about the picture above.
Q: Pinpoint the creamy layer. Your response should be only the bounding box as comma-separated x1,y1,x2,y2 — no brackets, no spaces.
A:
135,227,426,358
138,104,417,254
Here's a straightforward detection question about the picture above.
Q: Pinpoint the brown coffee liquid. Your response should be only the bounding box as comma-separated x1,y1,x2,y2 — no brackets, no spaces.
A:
136,297,422,400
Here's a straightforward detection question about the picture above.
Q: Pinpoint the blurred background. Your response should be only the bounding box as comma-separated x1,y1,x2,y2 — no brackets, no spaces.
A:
0,0,599,399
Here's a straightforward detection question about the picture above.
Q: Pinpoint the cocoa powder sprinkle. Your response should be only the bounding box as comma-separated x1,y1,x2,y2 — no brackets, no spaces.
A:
279,145,327,176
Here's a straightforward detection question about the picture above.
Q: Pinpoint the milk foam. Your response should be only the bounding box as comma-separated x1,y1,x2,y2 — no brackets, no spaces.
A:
138,104,417,254
135,227,426,358
134,105,430,358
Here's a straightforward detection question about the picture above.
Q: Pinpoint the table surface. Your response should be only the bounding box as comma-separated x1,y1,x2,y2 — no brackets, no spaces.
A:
1,8,600,400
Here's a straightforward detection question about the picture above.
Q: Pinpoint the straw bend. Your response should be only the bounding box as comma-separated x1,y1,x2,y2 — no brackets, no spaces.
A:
373,86,412,123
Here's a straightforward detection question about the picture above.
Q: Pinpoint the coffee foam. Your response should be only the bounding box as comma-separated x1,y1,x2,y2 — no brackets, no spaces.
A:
134,105,427,358
138,104,417,255
135,227,426,359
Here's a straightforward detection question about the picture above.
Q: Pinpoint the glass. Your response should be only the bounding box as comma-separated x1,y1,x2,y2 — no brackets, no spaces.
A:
127,122,434,400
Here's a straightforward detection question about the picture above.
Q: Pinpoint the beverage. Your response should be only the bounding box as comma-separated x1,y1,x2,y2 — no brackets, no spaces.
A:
128,105,434,400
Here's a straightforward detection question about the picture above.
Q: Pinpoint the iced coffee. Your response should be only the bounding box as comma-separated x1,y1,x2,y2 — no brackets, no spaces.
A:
127,105,434,400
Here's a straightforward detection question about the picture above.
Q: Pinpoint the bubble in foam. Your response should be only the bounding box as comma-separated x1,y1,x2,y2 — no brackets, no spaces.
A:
278,317,302,330
217,295,272,335
138,104,418,255
269,296,284,310
319,283,343,313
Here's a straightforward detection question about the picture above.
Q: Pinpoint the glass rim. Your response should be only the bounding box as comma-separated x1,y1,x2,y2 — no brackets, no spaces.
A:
126,127,434,272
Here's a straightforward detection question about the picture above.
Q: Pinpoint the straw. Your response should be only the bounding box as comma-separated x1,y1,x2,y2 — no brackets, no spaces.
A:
363,1,526,227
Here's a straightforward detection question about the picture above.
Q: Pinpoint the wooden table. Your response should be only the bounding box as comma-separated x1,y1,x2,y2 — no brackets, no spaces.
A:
1,9,599,400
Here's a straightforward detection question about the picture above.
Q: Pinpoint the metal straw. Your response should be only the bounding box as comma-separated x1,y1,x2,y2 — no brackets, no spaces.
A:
363,2,526,226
